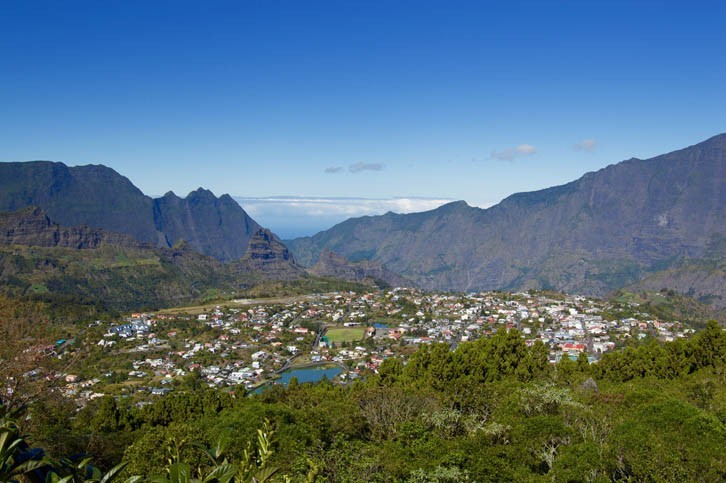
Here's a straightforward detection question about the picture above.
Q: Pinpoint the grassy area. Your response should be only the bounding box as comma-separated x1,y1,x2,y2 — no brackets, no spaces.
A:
325,326,366,343
159,302,235,316
158,295,313,316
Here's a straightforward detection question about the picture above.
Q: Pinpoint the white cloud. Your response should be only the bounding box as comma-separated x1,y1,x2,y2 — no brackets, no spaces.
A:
324,166,343,173
491,144,537,161
349,162,384,173
575,139,598,152
516,144,537,155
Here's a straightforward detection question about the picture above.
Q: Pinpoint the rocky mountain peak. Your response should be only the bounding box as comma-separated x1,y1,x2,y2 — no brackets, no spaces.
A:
239,228,303,280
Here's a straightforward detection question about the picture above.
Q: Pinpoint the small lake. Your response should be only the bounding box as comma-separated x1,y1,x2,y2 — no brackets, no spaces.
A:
251,365,343,394
278,365,343,384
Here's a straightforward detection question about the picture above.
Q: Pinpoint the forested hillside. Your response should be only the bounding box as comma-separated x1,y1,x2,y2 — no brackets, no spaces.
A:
3,321,724,482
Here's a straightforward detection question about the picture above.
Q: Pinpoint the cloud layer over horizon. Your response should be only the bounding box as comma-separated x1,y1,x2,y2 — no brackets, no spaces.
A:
233,196,468,238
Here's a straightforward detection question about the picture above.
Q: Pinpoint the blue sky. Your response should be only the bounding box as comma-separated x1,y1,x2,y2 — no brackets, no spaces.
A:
2,0,725,237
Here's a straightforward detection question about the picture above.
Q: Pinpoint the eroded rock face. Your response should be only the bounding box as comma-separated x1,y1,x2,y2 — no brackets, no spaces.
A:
238,228,304,280
0,207,143,249
153,189,260,261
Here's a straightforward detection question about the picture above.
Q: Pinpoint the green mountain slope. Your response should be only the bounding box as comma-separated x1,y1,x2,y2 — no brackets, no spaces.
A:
0,208,306,311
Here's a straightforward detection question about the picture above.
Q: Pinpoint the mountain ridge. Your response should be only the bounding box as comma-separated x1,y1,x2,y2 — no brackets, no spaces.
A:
0,161,261,261
287,134,725,305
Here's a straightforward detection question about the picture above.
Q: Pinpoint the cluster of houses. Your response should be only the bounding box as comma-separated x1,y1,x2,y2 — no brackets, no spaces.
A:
361,289,692,363
55,289,695,404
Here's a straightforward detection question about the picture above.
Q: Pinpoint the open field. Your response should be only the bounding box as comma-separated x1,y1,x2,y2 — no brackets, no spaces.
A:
158,294,321,315
325,326,367,343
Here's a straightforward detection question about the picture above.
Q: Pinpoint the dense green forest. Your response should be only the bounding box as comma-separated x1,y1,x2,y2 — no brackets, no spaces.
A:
3,314,725,482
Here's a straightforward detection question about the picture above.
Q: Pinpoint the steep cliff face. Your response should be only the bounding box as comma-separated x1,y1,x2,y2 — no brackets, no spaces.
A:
0,207,143,249
153,189,260,261
0,161,263,261
237,228,304,280
288,134,726,300
0,162,158,242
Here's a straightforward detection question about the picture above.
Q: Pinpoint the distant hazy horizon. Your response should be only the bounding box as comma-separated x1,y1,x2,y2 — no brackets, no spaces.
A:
233,195,465,239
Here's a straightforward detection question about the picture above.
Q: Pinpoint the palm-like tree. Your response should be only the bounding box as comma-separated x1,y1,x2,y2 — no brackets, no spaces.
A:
44,458,142,483
1,403,139,483
0,407,46,483
150,419,280,483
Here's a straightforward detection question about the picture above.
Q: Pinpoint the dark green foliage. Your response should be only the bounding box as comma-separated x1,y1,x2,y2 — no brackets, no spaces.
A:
399,329,550,398
6,320,726,481
608,400,726,482
139,390,234,427
594,320,726,381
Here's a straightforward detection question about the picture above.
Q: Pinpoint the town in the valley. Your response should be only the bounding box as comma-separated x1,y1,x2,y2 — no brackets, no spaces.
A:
52,288,694,405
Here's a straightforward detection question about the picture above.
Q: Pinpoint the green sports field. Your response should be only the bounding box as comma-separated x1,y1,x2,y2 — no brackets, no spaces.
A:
324,326,367,343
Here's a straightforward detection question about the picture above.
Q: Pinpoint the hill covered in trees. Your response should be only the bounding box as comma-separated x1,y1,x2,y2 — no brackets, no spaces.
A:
3,319,724,482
